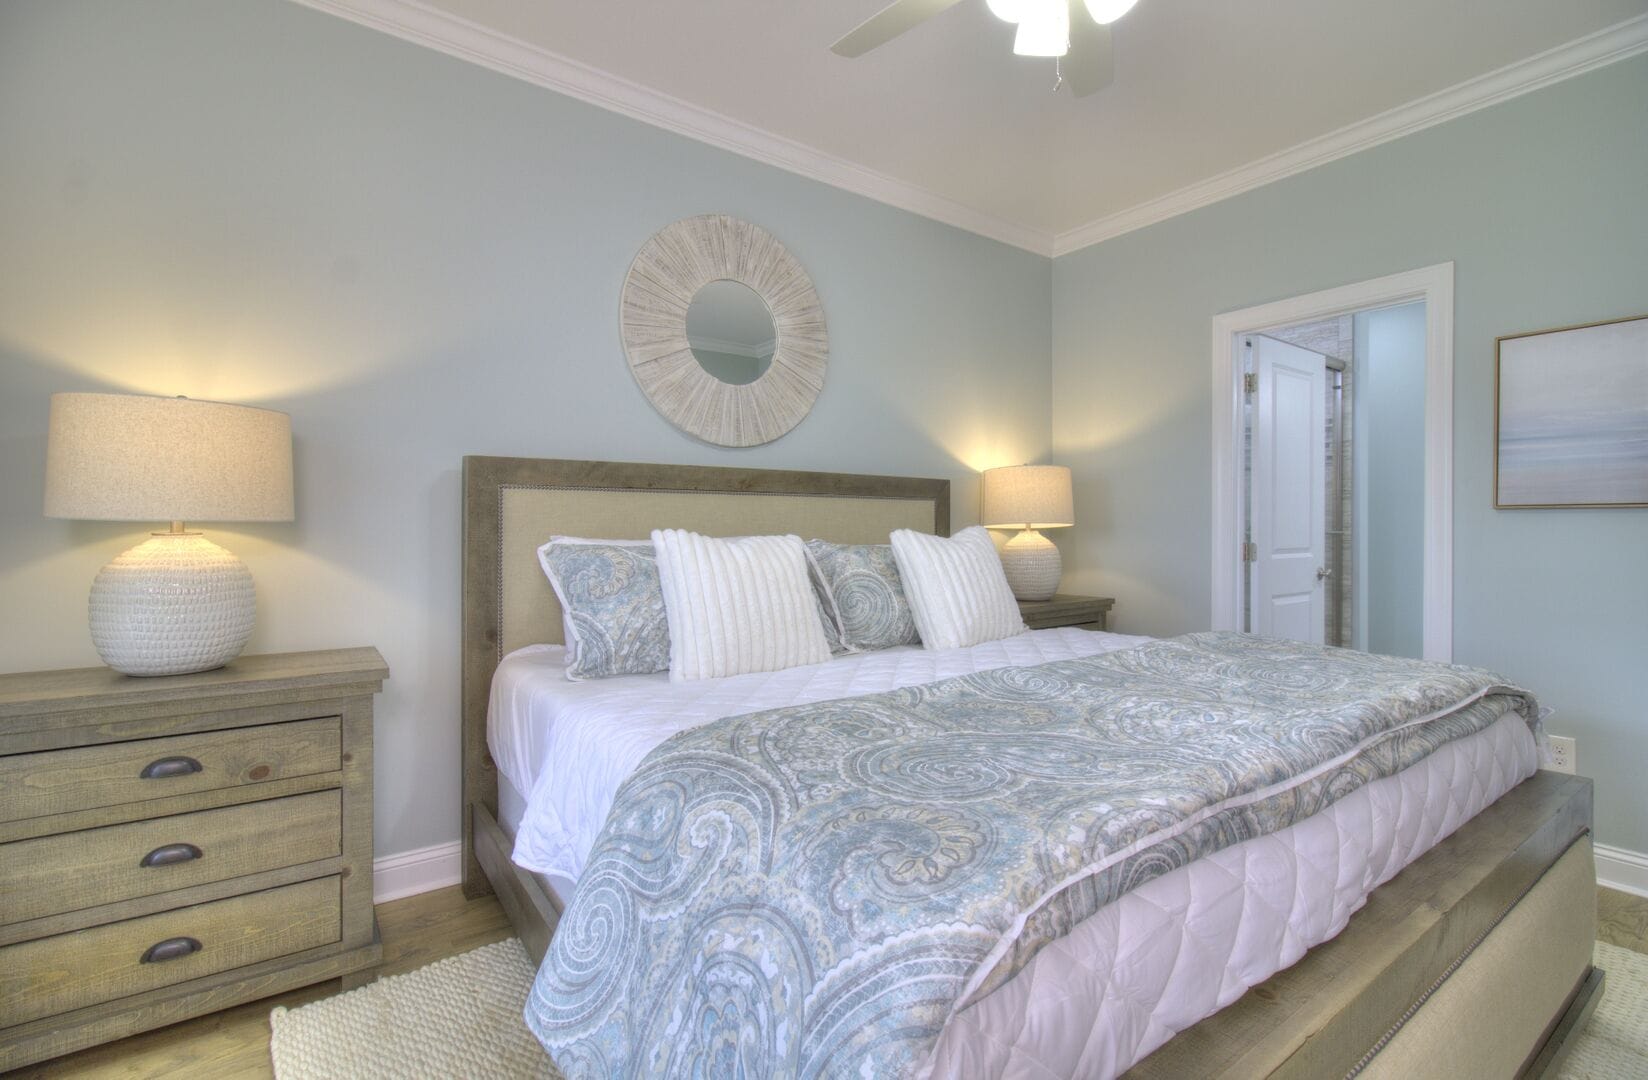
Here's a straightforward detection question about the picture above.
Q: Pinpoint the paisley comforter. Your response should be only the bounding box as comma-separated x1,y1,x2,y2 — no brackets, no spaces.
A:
525,632,1537,1078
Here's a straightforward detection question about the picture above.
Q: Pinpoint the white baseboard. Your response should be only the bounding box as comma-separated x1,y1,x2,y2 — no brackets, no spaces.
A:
373,840,463,903
367,838,1648,905
1597,842,1648,899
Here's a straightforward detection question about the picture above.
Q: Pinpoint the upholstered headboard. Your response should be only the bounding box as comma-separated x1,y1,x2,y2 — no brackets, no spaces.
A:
459,457,950,896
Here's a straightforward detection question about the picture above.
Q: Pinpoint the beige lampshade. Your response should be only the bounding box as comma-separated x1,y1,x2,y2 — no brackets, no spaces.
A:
981,465,1074,529
44,393,294,522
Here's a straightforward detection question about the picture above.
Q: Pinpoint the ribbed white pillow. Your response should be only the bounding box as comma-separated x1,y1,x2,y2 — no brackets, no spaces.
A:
889,526,1027,651
651,530,832,681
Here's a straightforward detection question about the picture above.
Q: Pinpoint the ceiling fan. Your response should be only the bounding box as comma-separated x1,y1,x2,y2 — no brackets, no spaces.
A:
831,0,1140,97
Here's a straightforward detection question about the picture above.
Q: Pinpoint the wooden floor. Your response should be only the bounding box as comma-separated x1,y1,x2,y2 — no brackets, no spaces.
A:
1599,884,1648,953
17,884,1648,1078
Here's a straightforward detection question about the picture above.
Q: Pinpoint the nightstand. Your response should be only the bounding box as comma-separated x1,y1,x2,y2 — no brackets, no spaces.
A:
0,648,387,1071
1018,594,1115,631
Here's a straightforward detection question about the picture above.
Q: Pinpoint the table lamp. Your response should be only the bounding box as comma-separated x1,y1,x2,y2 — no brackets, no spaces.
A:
981,464,1074,602
44,392,294,676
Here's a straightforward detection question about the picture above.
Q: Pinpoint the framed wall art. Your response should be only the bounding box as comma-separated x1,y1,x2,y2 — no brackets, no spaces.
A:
1495,313,1648,509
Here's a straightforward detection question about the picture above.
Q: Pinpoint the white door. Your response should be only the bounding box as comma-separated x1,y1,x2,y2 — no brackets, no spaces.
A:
1250,336,1327,644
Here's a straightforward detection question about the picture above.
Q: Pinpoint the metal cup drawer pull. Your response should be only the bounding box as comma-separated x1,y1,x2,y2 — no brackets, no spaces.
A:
140,936,202,964
139,842,203,868
138,755,203,780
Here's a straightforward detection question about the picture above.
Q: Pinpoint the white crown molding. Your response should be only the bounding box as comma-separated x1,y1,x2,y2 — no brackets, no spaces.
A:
374,839,462,903
1052,12,1648,256
1597,841,1648,900
290,1,1647,262
286,0,1056,256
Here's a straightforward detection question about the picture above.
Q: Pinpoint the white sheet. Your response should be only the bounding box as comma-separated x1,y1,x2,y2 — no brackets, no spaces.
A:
487,626,1151,880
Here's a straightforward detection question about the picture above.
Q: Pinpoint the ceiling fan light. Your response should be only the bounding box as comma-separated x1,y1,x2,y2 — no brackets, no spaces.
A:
1082,0,1138,24
985,0,1028,23
1012,0,1069,56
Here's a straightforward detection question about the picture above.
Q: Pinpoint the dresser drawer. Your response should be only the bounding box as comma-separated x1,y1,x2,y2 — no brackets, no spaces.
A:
0,717,341,825
0,790,342,927
0,875,340,1028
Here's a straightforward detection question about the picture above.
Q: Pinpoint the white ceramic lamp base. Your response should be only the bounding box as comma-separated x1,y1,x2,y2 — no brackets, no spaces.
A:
1000,528,1062,602
89,532,256,676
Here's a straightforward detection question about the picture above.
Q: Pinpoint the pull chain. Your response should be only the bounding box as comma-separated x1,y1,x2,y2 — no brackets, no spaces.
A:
1053,55,1063,92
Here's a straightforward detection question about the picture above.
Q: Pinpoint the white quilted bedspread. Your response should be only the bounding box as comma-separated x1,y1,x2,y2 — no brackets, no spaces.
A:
490,630,1537,1079
925,706,1537,1079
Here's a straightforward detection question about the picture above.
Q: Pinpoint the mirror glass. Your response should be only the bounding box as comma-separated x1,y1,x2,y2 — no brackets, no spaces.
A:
686,280,776,385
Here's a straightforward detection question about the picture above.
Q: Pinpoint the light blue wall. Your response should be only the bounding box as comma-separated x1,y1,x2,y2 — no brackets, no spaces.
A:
5,0,1644,862
0,0,1052,858
1052,55,1648,853
1352,302,1427,658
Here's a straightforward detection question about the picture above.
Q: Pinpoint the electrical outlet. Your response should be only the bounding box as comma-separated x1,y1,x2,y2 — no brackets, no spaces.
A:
1542,735,1576,775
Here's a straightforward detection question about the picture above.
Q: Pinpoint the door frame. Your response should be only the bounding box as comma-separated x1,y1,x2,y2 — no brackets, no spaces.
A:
1209,262,1454,661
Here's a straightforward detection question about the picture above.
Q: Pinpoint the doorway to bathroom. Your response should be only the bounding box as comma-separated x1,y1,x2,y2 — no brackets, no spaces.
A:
1210,265,1454,661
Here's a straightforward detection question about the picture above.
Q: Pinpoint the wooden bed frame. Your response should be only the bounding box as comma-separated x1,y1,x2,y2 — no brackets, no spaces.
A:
459,455,1601,1079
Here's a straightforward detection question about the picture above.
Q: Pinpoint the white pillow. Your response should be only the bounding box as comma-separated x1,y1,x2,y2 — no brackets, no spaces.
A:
889,526,1027,650
650,530,831,681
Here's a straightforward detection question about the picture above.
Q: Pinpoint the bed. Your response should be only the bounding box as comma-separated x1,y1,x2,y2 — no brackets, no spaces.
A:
460,456,1600,1079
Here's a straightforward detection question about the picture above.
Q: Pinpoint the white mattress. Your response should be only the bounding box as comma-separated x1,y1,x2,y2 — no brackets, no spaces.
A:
488,631,1537,1078
488,626,1152,880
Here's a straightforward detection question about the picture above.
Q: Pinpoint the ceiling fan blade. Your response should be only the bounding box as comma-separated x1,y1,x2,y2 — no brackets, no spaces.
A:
831,0,969,58
1064,15,1114,97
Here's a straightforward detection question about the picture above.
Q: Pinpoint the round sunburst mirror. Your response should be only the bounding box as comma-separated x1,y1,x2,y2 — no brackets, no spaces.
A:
620,215,828,447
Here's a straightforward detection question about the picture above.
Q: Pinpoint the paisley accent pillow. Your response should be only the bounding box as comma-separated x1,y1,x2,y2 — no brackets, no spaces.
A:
537,538,669,680
805,540,921,650
803,546,852,655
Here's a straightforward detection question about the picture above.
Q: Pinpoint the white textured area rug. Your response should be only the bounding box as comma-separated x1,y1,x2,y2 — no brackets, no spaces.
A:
269,938,1646,1078
269,939,559,1079
1557,942,1648,1080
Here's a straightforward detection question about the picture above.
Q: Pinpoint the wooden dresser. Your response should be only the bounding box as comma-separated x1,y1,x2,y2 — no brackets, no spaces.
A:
0,648,387,1071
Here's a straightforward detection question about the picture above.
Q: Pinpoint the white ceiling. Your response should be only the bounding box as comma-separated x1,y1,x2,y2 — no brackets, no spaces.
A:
313,0,1648,252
